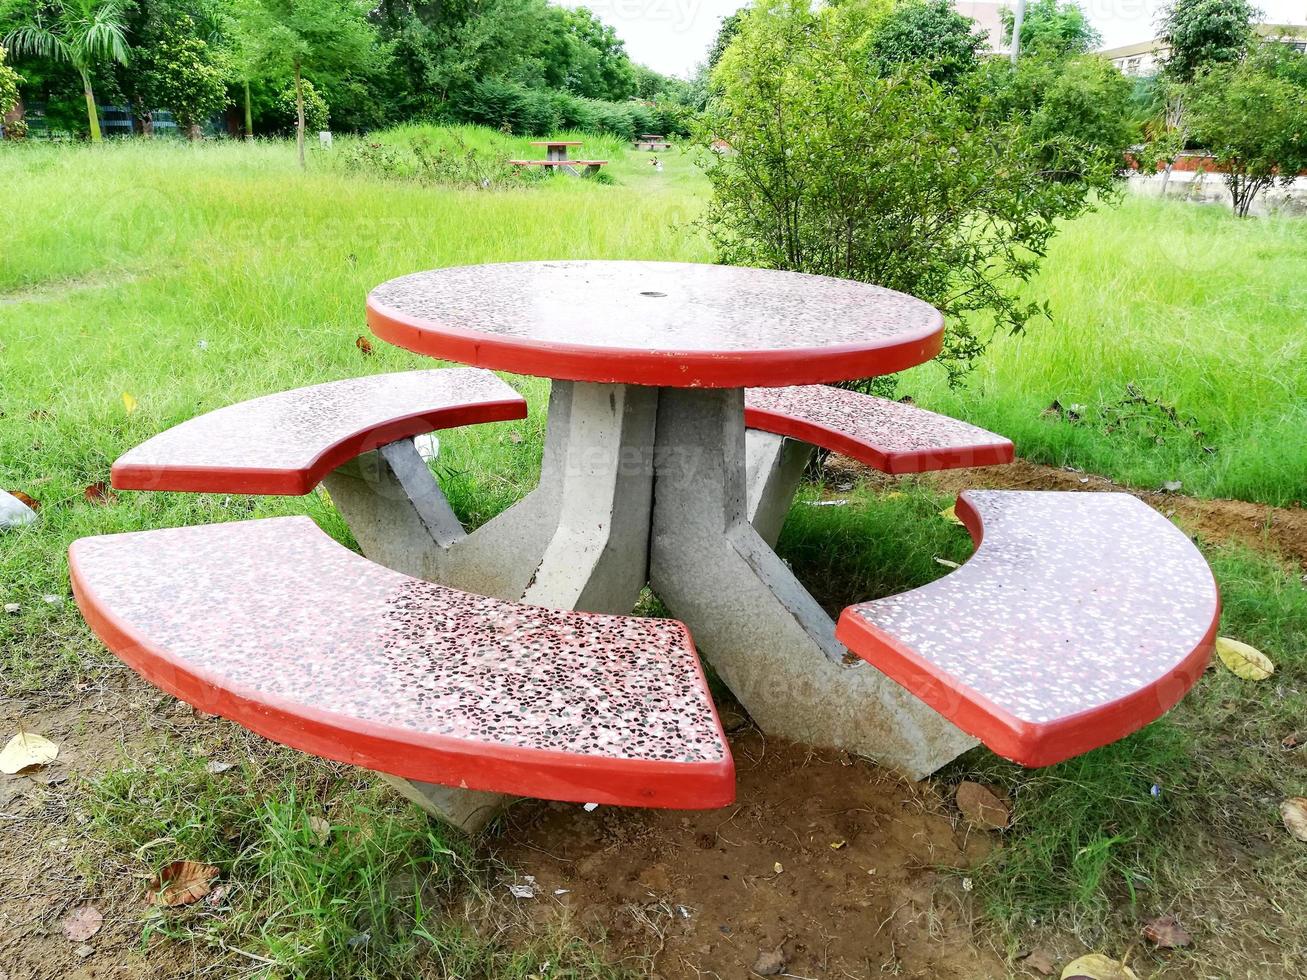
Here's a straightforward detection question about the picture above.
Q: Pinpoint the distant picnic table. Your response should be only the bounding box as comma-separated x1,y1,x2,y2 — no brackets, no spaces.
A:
509,140,606,176
635,134,671,151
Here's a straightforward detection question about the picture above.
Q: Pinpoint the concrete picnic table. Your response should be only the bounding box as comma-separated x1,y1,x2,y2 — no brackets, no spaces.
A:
365,260,972,778
510,140,607,176
530,140,583,161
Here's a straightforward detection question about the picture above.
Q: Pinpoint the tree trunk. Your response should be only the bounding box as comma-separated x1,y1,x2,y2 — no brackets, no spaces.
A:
81,70,102,143
294,61,306,170
188,121,202,141
243,80,254,142
1160,162,1172,197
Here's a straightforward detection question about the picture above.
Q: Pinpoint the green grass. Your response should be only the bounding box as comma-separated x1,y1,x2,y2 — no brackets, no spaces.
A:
85,737,619,978
902,197,1307,506
782,474,1307,971
2,132,1306,975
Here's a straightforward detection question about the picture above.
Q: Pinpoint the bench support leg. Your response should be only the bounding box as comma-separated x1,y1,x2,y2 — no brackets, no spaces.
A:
432,380,657,614
745,430,812,548
650,388,977,781
376,774,513,835
323,440,465,582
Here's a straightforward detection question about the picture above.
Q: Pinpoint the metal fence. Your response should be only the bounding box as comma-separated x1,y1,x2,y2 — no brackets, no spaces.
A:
9,101,218,140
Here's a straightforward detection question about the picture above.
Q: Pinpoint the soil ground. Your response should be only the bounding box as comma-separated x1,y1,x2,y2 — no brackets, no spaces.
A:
2,455,1303,979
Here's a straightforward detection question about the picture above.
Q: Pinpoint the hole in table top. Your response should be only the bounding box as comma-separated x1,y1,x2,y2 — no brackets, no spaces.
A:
639,291,667,298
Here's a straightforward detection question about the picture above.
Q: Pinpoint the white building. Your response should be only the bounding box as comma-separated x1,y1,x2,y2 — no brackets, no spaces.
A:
1100,23,1307,77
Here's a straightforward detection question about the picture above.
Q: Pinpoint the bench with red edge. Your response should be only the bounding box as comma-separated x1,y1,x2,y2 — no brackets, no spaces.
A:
744,384,1014,474
110,368,525,495
69,516,735,809
508,159,608,175
835,489,1220,767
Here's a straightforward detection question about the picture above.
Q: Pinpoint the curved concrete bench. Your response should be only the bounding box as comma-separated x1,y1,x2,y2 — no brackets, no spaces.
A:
745,385,1014,474
836,490,1219,767
111,369,525,495
70,516,734,810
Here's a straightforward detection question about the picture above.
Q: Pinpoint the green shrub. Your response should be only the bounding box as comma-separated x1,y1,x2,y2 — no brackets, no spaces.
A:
699,0,1132,384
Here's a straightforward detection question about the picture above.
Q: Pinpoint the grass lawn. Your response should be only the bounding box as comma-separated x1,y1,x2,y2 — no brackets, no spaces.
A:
1,133,1305,978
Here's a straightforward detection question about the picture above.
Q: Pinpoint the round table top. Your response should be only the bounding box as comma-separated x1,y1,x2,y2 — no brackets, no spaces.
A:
366,261,944,388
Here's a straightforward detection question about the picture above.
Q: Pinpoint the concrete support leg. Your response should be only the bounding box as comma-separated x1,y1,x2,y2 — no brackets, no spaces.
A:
649,388,977,780
520,382,657,614
744,430,812,549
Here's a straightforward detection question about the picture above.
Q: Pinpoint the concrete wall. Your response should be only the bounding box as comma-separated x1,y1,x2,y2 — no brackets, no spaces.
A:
1126,169,1307,217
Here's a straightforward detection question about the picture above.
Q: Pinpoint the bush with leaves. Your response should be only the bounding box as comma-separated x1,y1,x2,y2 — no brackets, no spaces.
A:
135,16,228,138
1158,0,1257,83
867,0,985,85
1000,0,1101,58
0,44,21,137
276,76,328,132
1186,47,1307,215
699,0,1131,384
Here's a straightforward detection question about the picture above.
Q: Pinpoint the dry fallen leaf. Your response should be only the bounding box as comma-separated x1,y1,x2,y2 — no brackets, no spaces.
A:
1215,637,1274,681
1142,913,1192,948
61,906,103,942
1020,948,1057,976
83,483,115,505
122,392,138,414
6,490,38,510
939,504,965,526
751,942,786,976
0,732,60,774
148,860,219,906
356,336,374,356
308,815,331,844
1281,797,1307,843
1060,953,1139,980
956,780,1011,830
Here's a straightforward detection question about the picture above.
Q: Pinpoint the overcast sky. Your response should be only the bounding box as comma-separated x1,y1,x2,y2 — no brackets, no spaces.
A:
559,0,1307,78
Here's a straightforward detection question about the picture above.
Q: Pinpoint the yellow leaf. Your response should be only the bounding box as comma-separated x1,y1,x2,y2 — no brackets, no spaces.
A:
0,732,59,774
939,504,964,526
122,392,138,414
1060,953,1139,980
1216,637,1274,681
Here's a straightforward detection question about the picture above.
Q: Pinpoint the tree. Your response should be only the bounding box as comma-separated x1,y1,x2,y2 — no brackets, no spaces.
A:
1158,0,1257,82
699,0,1127,383
1186,48,1307,215
0,44,20,136
136,14,228,138
867,0,985,85
1000,0,1100,59
230,0,379,167
3,0,129,141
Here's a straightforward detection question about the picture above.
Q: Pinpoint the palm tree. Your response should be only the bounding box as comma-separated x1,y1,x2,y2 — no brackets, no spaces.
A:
4,0,130,142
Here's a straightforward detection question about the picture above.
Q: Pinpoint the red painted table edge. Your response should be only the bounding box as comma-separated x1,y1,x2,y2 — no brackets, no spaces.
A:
833,491,1220,767
68,539,736,809
110,398,528,496
367,296,945,388
742,404,1015,474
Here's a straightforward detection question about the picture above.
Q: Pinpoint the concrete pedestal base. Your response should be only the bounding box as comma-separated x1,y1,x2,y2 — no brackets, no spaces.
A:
326,380,975,829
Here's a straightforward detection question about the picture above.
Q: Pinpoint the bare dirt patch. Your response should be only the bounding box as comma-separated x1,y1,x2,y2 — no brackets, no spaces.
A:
830,456,1307,569
490,728,1006,979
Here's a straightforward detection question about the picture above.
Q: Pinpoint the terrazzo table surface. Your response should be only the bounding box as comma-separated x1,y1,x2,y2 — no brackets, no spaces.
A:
367,260,944,387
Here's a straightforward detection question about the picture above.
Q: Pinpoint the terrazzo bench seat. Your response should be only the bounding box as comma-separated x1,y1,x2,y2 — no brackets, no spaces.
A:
744,385,1014,474
508,159,608,175
69,516,735,809
835,490,1220,767
111,369,525,495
